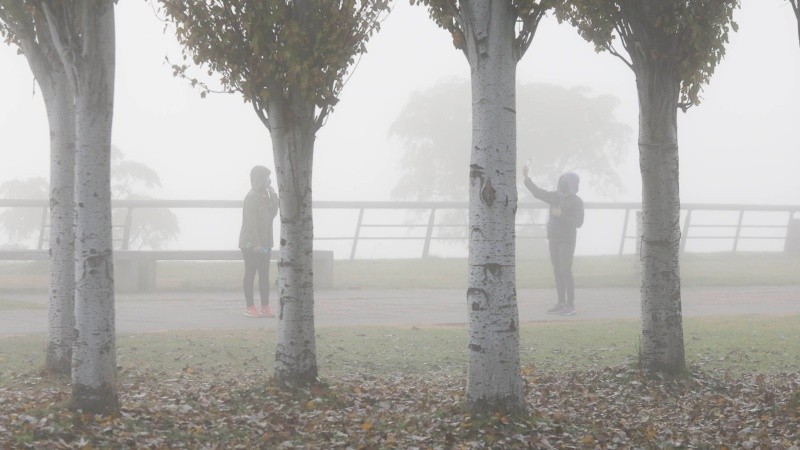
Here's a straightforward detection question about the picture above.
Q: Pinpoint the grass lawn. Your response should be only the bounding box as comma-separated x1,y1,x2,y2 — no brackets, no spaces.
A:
1,315,798,448
3,252,798,291
2,315,798,383
0,298,44,311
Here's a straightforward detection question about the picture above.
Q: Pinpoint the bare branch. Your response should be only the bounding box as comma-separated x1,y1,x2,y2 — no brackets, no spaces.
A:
252,99,271,131
604,43,634,72
514,4,545,62
40,1,79,92
314,106,331,132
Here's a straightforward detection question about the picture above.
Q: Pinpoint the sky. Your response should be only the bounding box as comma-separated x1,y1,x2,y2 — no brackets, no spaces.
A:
1,1,799,256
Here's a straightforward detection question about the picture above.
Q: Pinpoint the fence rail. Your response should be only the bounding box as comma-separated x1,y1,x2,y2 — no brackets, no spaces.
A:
1,199,798,258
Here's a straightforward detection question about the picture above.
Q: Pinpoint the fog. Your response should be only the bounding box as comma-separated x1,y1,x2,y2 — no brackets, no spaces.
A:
1,0,798,259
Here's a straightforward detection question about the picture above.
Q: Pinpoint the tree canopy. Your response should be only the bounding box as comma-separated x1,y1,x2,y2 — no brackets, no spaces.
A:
555,0,740,106
160,0,389,130
411,0,555,61
390,79,630,202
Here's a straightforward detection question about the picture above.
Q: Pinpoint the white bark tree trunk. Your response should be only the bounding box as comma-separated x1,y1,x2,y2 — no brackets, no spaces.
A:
16,31,77,376
42,75,76,376
634,59,686,376
43,1,118,412
461,0,523,413
269,96,318,386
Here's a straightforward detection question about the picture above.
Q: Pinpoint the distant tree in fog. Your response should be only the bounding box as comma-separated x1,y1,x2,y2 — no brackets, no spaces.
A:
391,79,631,202
0,148,179,251
0,178,48,245
160,0,389,388
110,147,179,251
557,0,739,377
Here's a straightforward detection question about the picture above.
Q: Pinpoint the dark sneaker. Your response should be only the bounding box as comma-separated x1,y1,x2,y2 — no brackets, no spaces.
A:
547,303,565,314
559,306,576,316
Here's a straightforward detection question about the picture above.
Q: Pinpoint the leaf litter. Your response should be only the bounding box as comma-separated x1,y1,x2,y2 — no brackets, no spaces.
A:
0,364,798,448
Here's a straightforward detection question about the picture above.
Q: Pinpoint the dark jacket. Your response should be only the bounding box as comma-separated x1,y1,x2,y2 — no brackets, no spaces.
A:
239,167,279,250
524,173,584,242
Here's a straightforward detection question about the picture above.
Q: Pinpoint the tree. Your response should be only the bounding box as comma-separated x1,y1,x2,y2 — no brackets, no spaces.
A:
110,147,179,251
556,0,739,376
0,178,49,245
790,0,800,47
41,0,118,413
0,148,179,251
160,0,389,387
412,0,553,413
391,79,630,202
0,1,76,376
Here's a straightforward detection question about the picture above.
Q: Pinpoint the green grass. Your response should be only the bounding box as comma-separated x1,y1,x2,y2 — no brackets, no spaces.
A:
2,315,798,388
2,252,798,291
0,298,44,311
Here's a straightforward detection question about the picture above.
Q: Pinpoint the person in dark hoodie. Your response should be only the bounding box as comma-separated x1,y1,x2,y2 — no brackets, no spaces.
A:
523,166,584,315
239,165,280,318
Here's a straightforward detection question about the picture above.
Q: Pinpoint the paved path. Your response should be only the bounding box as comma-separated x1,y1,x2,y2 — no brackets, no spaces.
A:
2,285,799,336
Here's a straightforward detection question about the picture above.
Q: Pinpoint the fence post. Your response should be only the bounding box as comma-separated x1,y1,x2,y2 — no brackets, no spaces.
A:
350,208,364,260
618,208,630,256
422,208,436,258
785,212,800,255
122,207,134,250
732,209,744,251
37,206,48,250
680,209,692,253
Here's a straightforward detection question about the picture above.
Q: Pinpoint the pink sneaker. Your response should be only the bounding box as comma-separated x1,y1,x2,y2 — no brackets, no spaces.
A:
245,306,260,318
260,305,275,318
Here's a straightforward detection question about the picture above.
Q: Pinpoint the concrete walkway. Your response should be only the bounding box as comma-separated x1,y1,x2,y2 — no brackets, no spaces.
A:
2,285,799,336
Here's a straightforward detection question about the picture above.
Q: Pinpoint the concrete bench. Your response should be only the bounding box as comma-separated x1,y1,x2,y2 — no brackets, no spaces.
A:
0,249,334,292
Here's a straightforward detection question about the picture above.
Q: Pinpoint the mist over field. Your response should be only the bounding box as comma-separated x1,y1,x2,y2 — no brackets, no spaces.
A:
0,1,799,447
1,1,798,257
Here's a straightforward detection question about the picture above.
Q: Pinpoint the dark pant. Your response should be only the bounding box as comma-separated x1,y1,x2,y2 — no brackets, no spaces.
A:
549,239,576,306
242,248,271,308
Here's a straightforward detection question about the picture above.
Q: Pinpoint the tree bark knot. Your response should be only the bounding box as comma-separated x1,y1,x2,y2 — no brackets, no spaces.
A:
82,249,113,281
467,288,489,310
481,263,501,282
481,179,496,207
468,343,483,353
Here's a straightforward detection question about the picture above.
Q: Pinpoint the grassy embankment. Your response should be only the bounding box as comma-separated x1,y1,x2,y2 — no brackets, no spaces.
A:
1,252,798,292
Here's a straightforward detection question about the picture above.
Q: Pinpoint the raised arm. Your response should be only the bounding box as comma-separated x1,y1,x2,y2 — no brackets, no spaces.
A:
523,176,560,206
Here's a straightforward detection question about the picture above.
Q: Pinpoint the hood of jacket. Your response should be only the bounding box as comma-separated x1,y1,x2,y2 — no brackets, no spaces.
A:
250,165,271,191
558,172,580,195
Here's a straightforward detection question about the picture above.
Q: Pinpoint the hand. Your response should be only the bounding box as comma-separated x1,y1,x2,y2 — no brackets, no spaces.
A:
551,207,562,217
522,165,529,178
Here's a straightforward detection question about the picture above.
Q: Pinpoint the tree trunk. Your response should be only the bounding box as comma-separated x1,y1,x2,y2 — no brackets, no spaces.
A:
42,75,76,376
69,3,118,413
269,96,318,387
462,0,523,413
634,59,686,376
16,32,77,377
